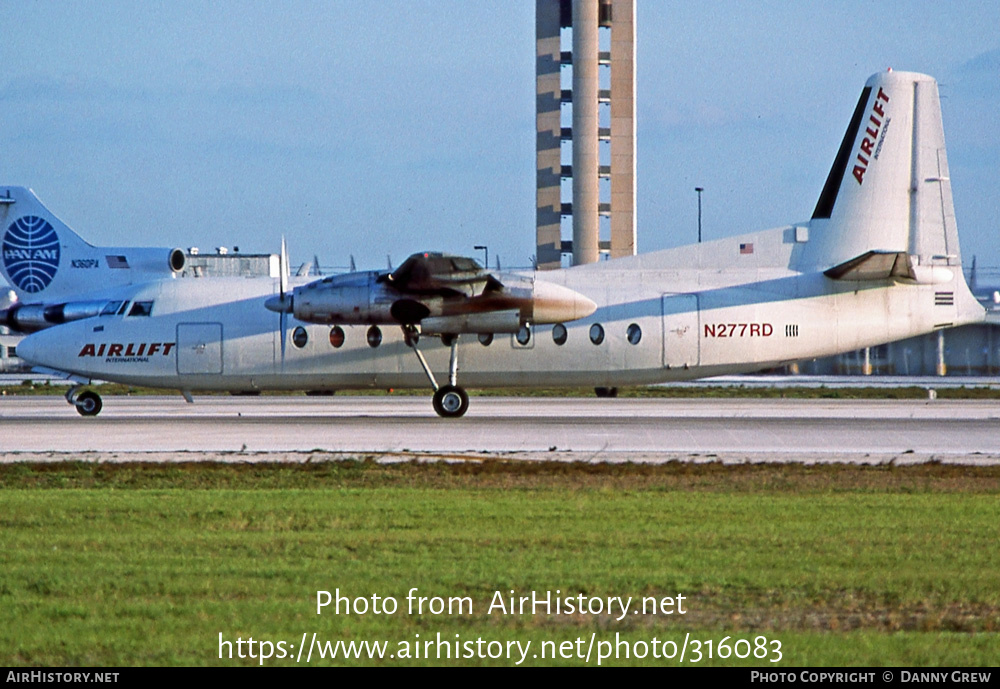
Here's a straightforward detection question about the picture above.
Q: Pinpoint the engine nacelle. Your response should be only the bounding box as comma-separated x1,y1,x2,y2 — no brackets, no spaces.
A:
1,300,107,333
291,271,398,324
265,265,597,333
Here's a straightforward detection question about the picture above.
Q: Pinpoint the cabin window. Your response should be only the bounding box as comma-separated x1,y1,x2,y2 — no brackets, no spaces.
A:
292,326,308,348
589,323,605,345
478,333,493,346
127,301,154,317
515,325,531,346
627,323,642,345
552,323,567,346
367,325,382,348
8,346,16,357
329,326,345,348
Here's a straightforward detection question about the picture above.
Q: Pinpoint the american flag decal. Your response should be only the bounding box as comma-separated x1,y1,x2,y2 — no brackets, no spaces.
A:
106,255,130,269
739,243,754,255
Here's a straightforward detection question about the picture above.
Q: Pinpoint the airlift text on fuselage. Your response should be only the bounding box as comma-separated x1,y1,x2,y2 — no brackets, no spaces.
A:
78,342,176,359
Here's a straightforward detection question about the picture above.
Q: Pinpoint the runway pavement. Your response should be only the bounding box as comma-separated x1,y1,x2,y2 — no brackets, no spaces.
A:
2,395,1000,463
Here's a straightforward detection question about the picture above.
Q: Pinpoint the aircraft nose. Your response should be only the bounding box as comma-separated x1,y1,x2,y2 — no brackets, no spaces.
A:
12,327,72,369
13,332,42,365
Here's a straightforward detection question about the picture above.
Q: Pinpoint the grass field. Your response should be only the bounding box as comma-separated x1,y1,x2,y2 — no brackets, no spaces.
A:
2,461,999,666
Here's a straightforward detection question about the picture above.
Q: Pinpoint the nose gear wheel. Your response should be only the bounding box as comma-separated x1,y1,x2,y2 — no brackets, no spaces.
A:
68,388,103,417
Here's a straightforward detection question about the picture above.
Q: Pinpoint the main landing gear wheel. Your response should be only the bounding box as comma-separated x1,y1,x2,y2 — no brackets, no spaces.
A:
433,385,469,418
402,324,471,418
74,390,103,417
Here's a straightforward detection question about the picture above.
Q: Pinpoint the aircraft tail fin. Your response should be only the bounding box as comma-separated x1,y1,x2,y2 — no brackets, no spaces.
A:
0,187,96,300
0,186,183,303
802,71,963,273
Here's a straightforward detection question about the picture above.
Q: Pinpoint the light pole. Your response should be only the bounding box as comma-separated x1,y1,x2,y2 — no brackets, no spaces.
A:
695,187,704,243
474,245,488,269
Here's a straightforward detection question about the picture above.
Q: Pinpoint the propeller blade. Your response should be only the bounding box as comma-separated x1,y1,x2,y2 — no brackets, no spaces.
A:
280,311,287,369
279,237,289,370
279,236,289,298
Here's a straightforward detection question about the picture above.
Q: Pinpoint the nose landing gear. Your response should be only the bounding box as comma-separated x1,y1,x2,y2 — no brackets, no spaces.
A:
67,387,103,417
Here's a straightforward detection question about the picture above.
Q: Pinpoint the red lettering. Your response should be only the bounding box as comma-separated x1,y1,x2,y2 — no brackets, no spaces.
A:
853,165,866,184
162,343,176,356
857,153,869,166
148,343,161,356
97,344,106,356
78,344,96,357
869,114,881,128
860,138,874,156
703,323,773,338
136,343,146,356
876,86,889,103
872,101,885,118
124,343,137,356
108,344,123,356
866,125,880,139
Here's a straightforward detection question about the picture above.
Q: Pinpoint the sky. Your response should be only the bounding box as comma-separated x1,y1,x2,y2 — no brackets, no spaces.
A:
2,1,998,274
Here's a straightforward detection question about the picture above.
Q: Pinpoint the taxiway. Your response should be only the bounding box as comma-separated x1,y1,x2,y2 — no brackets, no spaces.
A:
2,396,1000,463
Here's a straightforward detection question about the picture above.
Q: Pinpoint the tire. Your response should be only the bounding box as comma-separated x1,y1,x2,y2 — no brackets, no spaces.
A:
75,391,103,417
432,385,469,418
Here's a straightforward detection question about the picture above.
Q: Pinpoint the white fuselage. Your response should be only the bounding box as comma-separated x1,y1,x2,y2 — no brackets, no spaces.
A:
17,223,982,392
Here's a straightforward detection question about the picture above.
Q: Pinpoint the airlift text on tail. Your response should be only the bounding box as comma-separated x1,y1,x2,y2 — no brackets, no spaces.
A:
854,86,891,184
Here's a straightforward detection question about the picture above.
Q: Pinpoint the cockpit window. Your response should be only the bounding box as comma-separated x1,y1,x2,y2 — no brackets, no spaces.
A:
101,301,125,316
127,301,154,317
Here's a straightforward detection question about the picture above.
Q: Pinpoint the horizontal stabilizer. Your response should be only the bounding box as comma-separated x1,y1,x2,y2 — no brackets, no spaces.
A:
824,251,915,281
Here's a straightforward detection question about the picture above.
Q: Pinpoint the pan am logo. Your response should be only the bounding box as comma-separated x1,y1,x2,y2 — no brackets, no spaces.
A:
3,216,61,293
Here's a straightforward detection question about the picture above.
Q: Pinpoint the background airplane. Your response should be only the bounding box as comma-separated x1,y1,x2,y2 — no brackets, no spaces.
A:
4,71,986,417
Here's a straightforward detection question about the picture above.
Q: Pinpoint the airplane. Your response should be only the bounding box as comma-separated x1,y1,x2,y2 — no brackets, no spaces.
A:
2,70,986,418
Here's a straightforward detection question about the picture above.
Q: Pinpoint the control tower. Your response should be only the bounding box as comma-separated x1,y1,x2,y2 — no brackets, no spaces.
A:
536,0,636,269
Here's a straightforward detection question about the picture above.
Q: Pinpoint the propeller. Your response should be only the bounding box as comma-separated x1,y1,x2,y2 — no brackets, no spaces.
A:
264,237,290,369
263,238,295,367
280,237,289,367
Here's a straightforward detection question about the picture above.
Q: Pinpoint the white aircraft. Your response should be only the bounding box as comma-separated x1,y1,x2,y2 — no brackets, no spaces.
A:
3,71,985,417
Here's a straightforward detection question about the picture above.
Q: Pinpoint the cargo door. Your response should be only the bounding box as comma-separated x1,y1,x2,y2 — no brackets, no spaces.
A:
662,294,699,368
